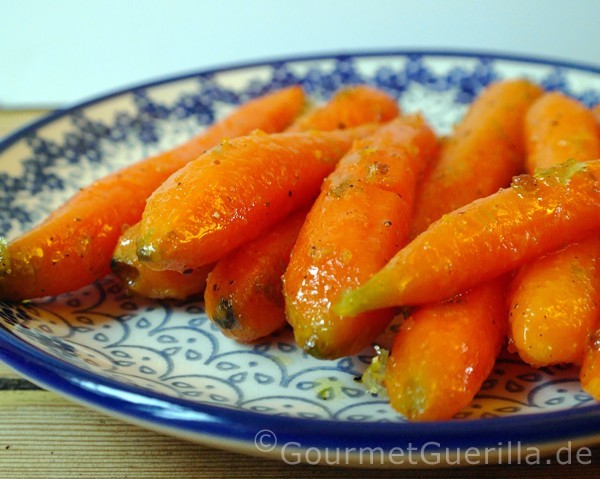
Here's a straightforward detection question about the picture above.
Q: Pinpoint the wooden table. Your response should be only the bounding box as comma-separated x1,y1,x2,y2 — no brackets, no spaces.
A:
1,110,600,478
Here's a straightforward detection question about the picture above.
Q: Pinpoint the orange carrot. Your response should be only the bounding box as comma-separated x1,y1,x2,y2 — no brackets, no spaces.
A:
381,81,535,421
524,92,600,171
287,85,399,132
283,115,437,358
594,103,600,137
204,208,308,342
581,102,600,396
508,237,600,367
409,79,543,236
0,86,305,301
580,329,600,399
136,125,377,273
385,277,509,421
202,85,399,340
507,92,600,367
333,159,600,317
111,222,211,299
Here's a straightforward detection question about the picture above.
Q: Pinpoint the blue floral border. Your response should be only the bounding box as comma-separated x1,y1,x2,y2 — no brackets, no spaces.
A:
3,53,598,235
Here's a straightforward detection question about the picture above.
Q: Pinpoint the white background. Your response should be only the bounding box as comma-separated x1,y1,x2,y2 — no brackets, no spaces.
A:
1,0,599,108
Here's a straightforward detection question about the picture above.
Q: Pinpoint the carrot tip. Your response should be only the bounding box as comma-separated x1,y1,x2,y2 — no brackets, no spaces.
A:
136,242,157,264
212,298,239,331
109,258,139,289
333,273,394,317
331,287,367,318
297,333,327,359
533,158,589,184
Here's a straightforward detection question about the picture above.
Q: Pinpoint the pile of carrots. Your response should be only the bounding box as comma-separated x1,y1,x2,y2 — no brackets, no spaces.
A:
2,79,600,422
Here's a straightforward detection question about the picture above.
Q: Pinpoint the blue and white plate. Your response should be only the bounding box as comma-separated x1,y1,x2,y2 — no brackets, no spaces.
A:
1,51,600,467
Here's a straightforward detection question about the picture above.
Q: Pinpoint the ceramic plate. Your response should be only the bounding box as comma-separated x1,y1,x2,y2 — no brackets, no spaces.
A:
2,51,600,468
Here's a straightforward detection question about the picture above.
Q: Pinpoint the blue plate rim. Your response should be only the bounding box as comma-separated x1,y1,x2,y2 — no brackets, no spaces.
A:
1,316,600,452
2,48,600,458
1,47,599,153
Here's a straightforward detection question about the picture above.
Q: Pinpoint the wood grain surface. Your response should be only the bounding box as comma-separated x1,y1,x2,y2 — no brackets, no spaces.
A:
1,110,600,478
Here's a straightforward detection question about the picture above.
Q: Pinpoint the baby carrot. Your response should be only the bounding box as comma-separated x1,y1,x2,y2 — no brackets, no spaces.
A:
594,103,600,135
580,329,600,399
286,85,399,132
111,222,211,299
204,208,308,342
385,277,509,421
524,92,600,171
203,85,399,341
136,125,377,273
507,92,600,367
508,237,600,367
283,115,438,358
333,158,600,317
409,79,543,236
382,81,534,421
0,86,305,301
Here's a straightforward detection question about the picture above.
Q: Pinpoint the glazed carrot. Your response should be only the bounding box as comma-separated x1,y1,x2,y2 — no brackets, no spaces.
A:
508,237,600,367
111,222,212,299
409,79,543,236
580,329,600,399
203,86,399,340
524,92,600,171
385,277,509,421
0,86,305,301
381,81,534,421
594,103,600,135
283,115,437,358
136,125,377,273
286,85,399,132
507,92,600,367
204,208,308,342
333,159,600,317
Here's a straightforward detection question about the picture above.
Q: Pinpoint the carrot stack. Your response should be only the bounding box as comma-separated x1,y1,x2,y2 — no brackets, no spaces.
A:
0,86,305,300
284,115,437,358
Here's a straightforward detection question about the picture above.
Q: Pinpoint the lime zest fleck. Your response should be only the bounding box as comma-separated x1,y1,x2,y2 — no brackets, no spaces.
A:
317,386,334,400
314,376,343,400
360,346,389,396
